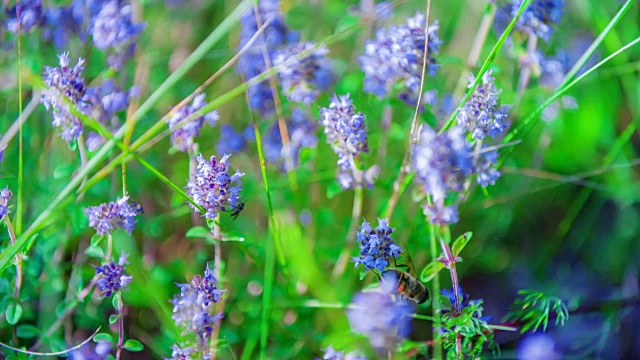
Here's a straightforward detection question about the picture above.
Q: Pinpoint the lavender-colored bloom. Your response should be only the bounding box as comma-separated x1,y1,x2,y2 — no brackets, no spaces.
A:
537,51,578,122
475,147,501,187
273,42,333,104
319,345,368,360
457,70,508,140
94,252,132,297
186,154,244,220
497,0,564,42
353,218,402,273
412,126,471,224
0,187,13,221
263,108,318,171
41,53,87,143
320,94,368,170
85,194,143,235
171,263,225,351
237,0,298,117
347,289,414,350
92,0,145,69
5,0,44,33
360,12,441,105
320,94,378,189
216,125,247,156
167,94,219,152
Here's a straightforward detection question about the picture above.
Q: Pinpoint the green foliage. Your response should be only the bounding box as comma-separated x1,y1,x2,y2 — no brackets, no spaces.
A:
504,290,570,333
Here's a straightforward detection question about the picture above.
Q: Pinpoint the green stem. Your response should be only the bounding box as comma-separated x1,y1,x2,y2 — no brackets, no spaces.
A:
429,223,442,360
251,116,278,360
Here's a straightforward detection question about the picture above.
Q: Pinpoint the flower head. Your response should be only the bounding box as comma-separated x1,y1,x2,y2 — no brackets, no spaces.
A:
41,53,87,143
320,94,369,170
353,218,402,273
94,252,132,297
347,289,414,350
171,263,225,351
496,0,564,42
165,345,195,360
167,94,220,152
360,12,441,105
92,0,145,69
85,194,143,235
186,154,244,220
412,126,471,224
457,70,509,140
273,42,333,105
5,0,44,33
0,187,13,221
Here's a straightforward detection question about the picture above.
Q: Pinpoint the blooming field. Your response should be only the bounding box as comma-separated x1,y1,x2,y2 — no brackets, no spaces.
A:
1,0,640,359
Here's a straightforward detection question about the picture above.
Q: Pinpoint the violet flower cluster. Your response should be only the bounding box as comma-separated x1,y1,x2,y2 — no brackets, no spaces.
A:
41,53,138,148
412,125,502,224
319,346,367,360
0,187,12,221
320,94,379,189
353,218,402,273
167,94,220,153
263,108,318,171
216,125,248,156
85,194,143,235
169,263,225,358
92,0,145,69
360,12,442,106
347,287,414,351
94,252,132,297
537,51,578,121
186,154,244,220
237,0,298,117
497,0,565,42
457,70,509,140
41,53,88,143
273,42,333,105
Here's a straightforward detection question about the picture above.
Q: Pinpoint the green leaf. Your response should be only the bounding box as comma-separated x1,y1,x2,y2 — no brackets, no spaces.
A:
451,232,473,257
326,182,342,199
6,302,23,325
109,314,121,324
185,226,211,239
420,261,445,282
93,333,114,343
16,324,40,338
85,244,105,259
90,234,104,246
112,294,119,309
123,339,144,352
